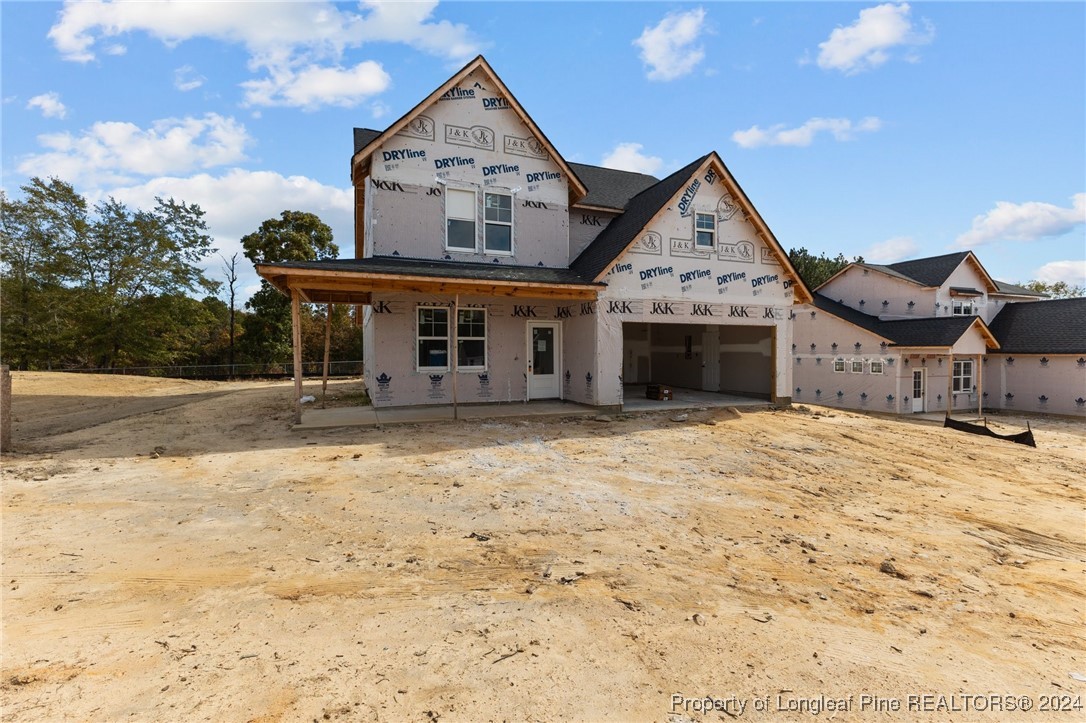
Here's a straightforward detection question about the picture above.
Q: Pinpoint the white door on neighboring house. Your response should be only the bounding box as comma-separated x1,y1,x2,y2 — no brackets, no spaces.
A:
701,329,720,391
912,369,925,412
527,322,561,400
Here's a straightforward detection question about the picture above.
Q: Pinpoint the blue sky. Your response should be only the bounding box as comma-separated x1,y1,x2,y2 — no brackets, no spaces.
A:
3,1,1083,300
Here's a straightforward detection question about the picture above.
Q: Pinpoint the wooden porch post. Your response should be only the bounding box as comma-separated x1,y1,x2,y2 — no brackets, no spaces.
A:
977,352,983,418
945,350,954,418
321,303,332,407
291,288,303,425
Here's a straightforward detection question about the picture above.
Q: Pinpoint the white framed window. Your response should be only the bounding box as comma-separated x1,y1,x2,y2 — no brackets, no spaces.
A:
833,358,846,373
952,359,974,393
457,308,487,370
695,213,715,248
870,360,884,375
952,299,976,316
417,306,450,370
484,192,513,253
446,188,476,251
850,359,864,373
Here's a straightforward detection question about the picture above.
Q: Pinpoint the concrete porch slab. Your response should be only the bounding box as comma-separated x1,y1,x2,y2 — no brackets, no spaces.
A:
293,399,598,430
620,385,771,413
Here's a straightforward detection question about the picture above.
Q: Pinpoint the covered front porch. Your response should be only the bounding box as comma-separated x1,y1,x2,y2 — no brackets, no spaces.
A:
254,256,605,425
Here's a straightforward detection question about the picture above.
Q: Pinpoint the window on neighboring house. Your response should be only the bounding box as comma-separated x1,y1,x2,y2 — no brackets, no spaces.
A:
870,360,884,374
446,189,476,251
457,308,487,369
952,299,976,316
851,359,864,373
695,213,715,248
833,359,846,373
417,306,449,370
484,192,512,253
952,359,974,393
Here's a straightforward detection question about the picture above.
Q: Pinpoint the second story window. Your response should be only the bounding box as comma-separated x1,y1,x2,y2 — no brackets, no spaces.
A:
484,192,513,253
695,213,715,248
446,188,476,251
952,299,976,316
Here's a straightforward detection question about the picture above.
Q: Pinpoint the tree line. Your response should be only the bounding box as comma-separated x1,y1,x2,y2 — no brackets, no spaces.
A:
0,177,360,373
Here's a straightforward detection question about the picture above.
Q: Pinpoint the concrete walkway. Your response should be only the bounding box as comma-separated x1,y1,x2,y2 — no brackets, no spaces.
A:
294,386,770,430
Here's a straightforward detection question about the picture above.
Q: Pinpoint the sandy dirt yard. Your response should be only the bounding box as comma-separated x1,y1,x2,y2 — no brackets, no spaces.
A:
2,372,1084,722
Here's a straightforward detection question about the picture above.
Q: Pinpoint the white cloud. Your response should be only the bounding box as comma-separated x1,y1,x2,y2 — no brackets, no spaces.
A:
601,142,664,175
48,0,479,109
26,92,68,119
1032,260,1086,287
98,170,356,302
954,194,1086,248
865,236,919,263
18,113,251,186
173,65,206,92
732,116,882,148
240,61,391,110
634,7,707,81
816,3,934,75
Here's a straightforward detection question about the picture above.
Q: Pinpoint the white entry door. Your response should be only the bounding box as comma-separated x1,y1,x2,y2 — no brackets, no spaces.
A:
527,322,561,399
911,369,925,412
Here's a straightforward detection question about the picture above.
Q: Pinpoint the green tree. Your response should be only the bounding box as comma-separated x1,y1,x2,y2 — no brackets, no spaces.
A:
0,178,87,369
239,211,338,365
71,196,219,367
787,247,864,289
1020,280,1085,299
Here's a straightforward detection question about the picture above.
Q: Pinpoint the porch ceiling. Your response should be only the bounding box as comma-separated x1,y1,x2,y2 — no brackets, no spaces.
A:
259,266,602,302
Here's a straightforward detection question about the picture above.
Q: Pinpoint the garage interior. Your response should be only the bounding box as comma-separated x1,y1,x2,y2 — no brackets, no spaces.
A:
622,322,774,400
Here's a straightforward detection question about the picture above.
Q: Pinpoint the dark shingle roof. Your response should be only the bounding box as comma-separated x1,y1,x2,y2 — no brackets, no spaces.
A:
567,163,659,211
354,127,382,155
878,316,986,347
993,279,1046,297
260,255,600,287
811,294,886,338
571,155,710,281
884,251,971,287
813,293,991,348
988,298,1086,354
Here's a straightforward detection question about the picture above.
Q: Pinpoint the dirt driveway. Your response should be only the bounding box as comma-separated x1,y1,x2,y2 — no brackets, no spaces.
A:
2,373,1084,721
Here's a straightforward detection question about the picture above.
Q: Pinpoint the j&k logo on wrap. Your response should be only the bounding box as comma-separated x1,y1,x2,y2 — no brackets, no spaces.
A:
671,237,711,259
717,193,740,221
396,115,435,141
445,124,495,151
718,241,754,264
761,248,780,265
477,373,491,399
585,372,593,393
504,135,549,160
375,372,392,402
428,374,445,400
630,231,662,255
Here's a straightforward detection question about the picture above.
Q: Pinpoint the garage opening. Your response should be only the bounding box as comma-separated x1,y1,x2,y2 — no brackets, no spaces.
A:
622,322,773,401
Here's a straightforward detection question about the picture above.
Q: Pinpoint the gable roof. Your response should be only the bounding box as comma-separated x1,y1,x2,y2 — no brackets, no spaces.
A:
571,155,708,281
819,250,1000,294
812,293,998,349
571,152,813,303
884,251,971,287
349,55,587,202
988,297,1086,354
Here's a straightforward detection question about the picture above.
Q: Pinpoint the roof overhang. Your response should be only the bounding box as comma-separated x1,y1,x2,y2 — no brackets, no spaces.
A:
256,264,603,303
949,287,982,297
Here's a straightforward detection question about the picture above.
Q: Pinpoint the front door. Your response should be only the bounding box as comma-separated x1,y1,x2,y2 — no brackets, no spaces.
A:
527,322,560,400
911,368,925,412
